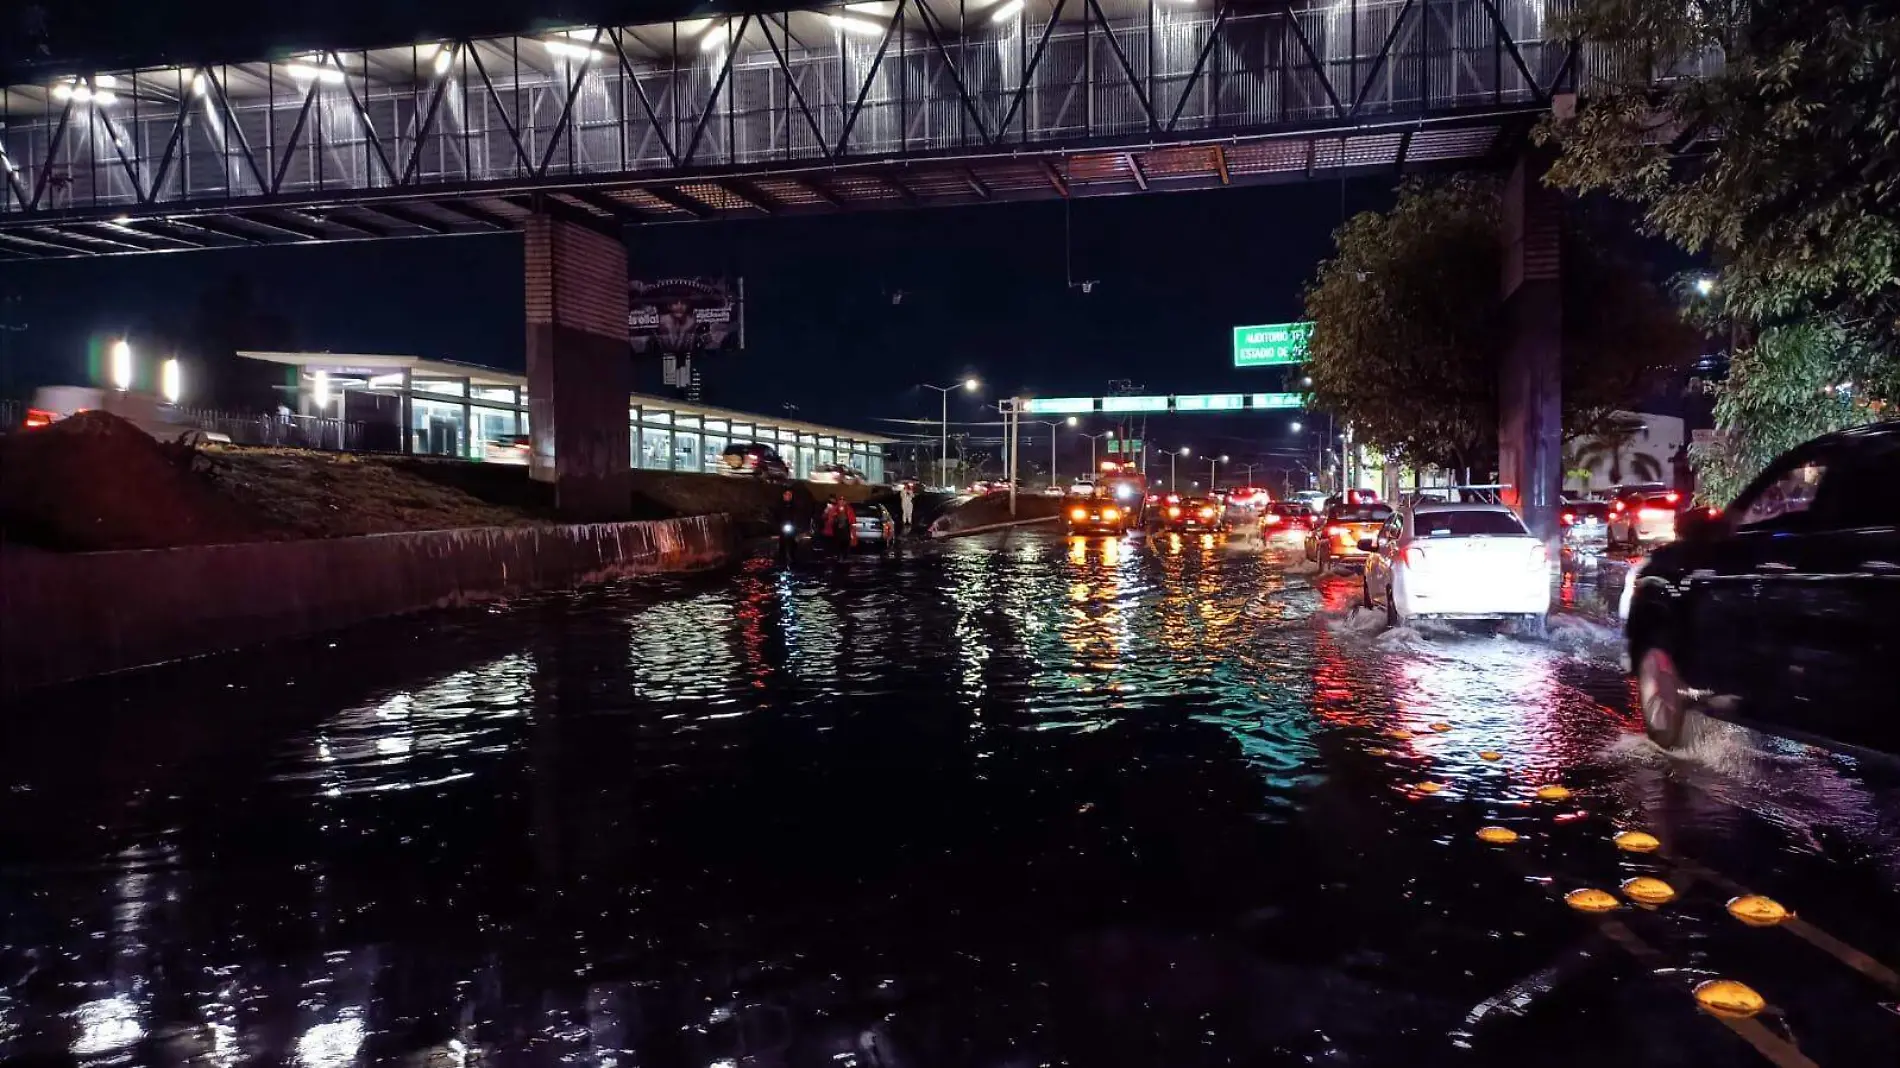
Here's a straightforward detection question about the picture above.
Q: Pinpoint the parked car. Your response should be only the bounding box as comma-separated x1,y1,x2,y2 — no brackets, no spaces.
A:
25,385,231,444
1608,487,1682,547
1624,423,1900,757
810,463,865,485
1306,502,1395,569
853,503,895,550
717,442,790,479
483,434,533,465
1160,496,1227,533
1362,503,1551,636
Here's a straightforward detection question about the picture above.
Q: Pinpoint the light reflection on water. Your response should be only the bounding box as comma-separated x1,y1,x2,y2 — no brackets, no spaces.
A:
1,534,1896,1066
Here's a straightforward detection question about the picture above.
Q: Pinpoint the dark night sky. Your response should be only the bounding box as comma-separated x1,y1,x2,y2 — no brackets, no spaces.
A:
0,179,1396,439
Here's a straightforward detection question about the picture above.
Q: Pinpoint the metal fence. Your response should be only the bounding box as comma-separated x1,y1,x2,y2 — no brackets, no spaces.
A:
176,408,367,451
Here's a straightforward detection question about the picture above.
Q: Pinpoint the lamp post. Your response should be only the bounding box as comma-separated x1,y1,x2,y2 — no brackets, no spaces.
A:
1169,445,1190,492
1207,453,1228,490
1027,419,1071,488
921,378,979,488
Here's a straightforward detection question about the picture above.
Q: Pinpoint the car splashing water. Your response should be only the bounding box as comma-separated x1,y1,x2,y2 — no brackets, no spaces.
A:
2,531,1896,1067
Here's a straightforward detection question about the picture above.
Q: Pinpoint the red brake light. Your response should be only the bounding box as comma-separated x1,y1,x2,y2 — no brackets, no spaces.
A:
1199,507,1215,518
23,408,56,428
1664,491,1680,504
1403,545,1427,567
1327,524,1347,537
1561,511,1575,526
1612,500,1625,512
1167,506,1181,517
1638,507,1671,520
1263,513,1281,526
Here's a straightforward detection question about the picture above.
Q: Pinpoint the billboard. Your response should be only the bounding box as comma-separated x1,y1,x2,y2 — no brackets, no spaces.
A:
1233,321,1312,367
629,277,744,388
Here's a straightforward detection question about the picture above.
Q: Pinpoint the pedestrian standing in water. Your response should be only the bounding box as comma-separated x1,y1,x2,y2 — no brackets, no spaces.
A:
899,482,916,533
775,489,800,565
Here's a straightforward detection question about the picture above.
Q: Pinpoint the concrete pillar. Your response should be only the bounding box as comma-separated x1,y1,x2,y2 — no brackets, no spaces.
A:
524,212,632,520
1498,154,1564,542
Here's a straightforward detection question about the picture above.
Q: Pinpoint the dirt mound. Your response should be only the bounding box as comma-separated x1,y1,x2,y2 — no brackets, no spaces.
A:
200,448,543,539
0,411,281,551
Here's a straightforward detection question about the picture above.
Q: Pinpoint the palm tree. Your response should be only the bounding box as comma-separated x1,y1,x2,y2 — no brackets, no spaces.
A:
1573,415,1662,487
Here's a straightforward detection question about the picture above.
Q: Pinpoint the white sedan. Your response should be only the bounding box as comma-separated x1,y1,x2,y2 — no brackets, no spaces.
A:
1361,503,1551,637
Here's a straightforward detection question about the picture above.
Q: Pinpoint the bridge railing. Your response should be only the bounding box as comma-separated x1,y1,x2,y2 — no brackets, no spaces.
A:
1,0,1586,221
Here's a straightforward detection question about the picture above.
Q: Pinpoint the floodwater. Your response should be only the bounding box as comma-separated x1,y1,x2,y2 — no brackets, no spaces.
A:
3,530,1897,1067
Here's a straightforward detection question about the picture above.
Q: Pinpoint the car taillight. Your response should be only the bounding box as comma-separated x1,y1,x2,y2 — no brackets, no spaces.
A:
1638,507,1672,520
1102,507,1120,521
1198,507,1214,518
1327,524,1347,537
1665,491,1680,505
1403,545,1427,567
1166,494,1180,504
1561,511,1575,526
1612,500,1626,512
1070,507,1088,521
1263,513,1281,525
1167,506,1181,517
1528,543,1549,569
22,408,56,428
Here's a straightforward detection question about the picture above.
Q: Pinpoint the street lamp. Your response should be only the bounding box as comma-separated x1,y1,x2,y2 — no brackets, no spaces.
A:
1028,419,1069,487
109,338,133,391
160,358,181,404
1079,429,1115,471
1290,420,1302,433
1207,453,1228,489
1694,275,1716,297
1166,445,1191,492
921,378,980,488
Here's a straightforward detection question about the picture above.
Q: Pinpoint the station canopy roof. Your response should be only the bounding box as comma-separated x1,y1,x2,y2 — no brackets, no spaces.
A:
238,350,896,443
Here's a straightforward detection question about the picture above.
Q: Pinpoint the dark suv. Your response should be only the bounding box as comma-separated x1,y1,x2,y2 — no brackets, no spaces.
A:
1625,423,1899,758
717,442,790,480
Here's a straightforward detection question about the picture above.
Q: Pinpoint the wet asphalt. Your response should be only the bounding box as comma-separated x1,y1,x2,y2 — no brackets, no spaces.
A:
2,528,1897,1067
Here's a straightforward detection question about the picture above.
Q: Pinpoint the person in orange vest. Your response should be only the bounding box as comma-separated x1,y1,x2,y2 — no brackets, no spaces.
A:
820,494,858,553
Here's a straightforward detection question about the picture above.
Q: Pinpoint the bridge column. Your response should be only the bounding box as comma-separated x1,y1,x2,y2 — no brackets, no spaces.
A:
1497,153,1564,543
524,212,632,520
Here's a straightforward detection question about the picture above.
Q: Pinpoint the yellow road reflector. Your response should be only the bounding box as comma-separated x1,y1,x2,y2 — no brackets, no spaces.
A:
1565,888,1618,913
1534,784,1572,801
1479,751,1503,761
1476,826,1519,844
1613,830,1661,853
1727,895,1791,927
1428,722,1453,733
1621,876,1677,905
1387,728,1414,740
1693,979,1766,1019
1414,782,1445,794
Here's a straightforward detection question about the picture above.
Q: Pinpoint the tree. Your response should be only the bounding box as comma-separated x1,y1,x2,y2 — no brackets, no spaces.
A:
1301,176,1698,471
1570,413,1663,486
1536,0,1900,492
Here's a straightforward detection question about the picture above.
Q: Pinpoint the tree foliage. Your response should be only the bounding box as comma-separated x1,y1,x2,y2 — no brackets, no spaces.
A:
1301,176,1697,470
1537,0,1900,490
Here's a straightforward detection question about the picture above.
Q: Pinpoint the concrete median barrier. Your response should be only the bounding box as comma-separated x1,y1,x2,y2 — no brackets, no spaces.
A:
0,514,734,693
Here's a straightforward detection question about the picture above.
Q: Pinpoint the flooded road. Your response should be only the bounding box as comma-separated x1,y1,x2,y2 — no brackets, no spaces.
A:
4,530,1898,1067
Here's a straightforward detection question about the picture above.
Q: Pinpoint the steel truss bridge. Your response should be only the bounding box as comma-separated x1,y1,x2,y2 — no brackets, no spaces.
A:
0,0,1591,259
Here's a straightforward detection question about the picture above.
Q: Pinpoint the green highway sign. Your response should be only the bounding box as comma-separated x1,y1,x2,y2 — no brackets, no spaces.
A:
1233,322,1313,367
1251,392,1303,410
1102,395,1170,413
1106,438,1143,454
1174,393,1246,412
1023,396,1095,414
